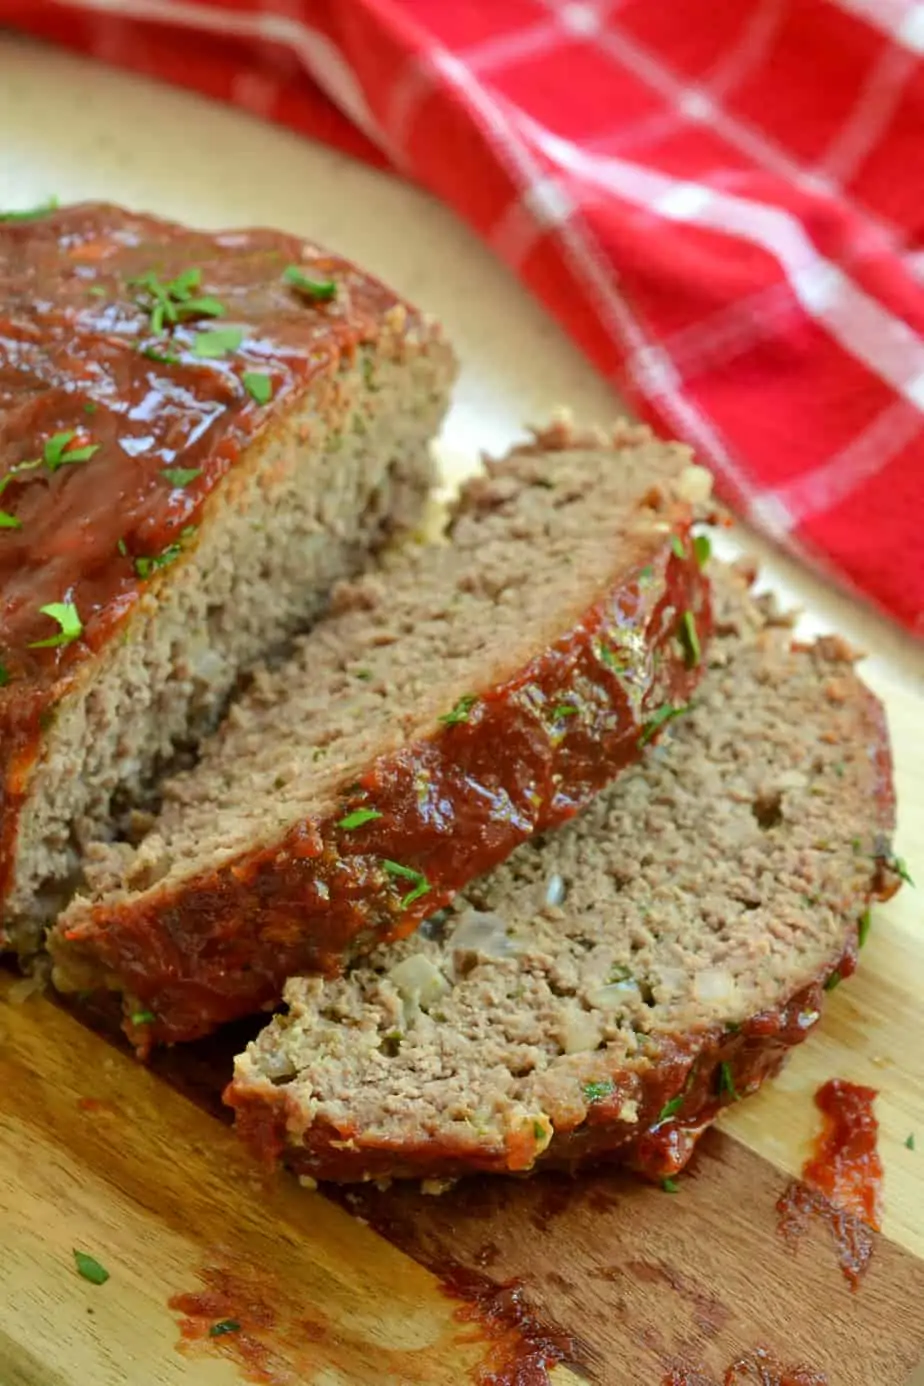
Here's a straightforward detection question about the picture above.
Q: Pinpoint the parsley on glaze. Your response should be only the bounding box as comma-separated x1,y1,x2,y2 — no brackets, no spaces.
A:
717,1062,740,1100
658,1095,683,1122
28,602,82,649
0,511,21,530
192,327,245,358
639,702,688,746
439,694,477,727
162,468,202,487
582,1080,614,1104
338,808,383,831
670,535,687,560
243,371,273,405
44,431,98,471
283,264,337,301
381,860,430,909
693,534,711,568
680,611,701,667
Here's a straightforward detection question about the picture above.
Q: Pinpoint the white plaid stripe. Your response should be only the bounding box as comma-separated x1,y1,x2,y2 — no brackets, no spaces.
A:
831,0,924,54
817,38,917,183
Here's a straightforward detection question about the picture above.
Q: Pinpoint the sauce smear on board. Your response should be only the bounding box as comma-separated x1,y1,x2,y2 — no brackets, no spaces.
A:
777,1078,882,1289
663,1346,827,1384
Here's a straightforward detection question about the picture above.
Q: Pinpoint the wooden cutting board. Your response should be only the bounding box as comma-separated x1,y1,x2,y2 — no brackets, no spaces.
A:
1,653,922,1386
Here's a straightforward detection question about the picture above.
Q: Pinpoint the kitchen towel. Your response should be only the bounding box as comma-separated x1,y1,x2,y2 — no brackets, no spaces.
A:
3,0,924,636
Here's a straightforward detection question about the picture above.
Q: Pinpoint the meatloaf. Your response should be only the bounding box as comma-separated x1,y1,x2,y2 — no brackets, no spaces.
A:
226,563,901,1185
0,201,454,953
51,418,713,1047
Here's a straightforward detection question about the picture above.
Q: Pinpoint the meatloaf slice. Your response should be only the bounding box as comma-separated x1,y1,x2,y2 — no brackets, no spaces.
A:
225,563,901,1185
51,419,713,1046
1,202,454,952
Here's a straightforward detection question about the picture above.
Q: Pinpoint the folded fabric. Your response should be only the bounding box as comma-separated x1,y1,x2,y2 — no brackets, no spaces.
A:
3,0,923,636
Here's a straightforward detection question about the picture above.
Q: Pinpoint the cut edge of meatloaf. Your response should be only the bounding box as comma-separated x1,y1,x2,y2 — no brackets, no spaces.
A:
3,275,454,955
224,562,901,1185
51,417,715,1046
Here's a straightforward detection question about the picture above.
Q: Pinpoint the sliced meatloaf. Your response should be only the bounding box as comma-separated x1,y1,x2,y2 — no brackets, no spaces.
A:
0,201,454,952
51,419,713,1046
226,563,901,1185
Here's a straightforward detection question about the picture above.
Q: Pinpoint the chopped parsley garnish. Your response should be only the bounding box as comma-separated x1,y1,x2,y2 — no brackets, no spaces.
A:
0,198,58,222
117,538,128,557
209,1319,241,1338
44,431,99,471
658,1095,683,1123
661,1177,680,1193
609,964,633,983
129,267,225,335
582,1080,615,1104
639,565,654,582
28,602,82,649
130,1010,156,1026
0,663,8,687
680,611,700,667
134,530,196,578
354,668,373,681
598,644,627,674
858,909,871,948
0,510,21,529
283,264,337,302
439,694,477,727
891,855,915,888
382,860,430,909
0,458,43,498
83,401,98,414
88,285,107,298
533,1121,546,1142
824,971,842,992
553,703,579,718
142,346,181,366
73,1250,110,1285
640,702,688,746
693,534,711,568
906,1133,916,1151
670,535,687,560
717,1061,739,1100
243,371,273,405
191,327,245,358
162,468,202,487
338,808,383,831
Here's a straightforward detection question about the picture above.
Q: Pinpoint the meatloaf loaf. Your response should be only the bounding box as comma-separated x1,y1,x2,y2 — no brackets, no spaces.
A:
226,563,901,1185
51,419,713,1047
0,201,454,952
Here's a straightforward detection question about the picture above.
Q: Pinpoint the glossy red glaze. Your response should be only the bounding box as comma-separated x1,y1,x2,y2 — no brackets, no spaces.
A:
60,535,711,1045
0,202,424,908
664,1347,827,1385
777,1078,882,1290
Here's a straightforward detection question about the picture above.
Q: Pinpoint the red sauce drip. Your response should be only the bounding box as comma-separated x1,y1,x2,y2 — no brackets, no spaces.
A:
663,1347,827,1385
438,1263,588,1386
776,1079,881,1289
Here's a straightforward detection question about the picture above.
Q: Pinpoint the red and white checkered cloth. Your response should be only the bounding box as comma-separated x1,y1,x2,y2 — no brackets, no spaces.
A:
4,0,924,636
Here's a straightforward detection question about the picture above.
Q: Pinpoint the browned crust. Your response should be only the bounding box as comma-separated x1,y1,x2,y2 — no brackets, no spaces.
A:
53,522,711,1046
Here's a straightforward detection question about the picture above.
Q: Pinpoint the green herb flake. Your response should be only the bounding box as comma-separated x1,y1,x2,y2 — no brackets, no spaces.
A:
338,808,383,831
87,285,107,298
162,468,202,488
598,644,627,674
129,266,225,335
354,668,373,681
824,971,842,992
243,371,273,406
640,702,688,746
142,345,180,366
0,197,58,223
83,401,98,414
533,1121,546,1142
0,663,9,688
608,964,633,984
670,535,687,560
209,1319,241,1338
283,263,337,302
718,1061,740,1101
858,909,872,948
130,1010,156,1026
73,1250,109,1285
28,602,82,649
553,703,579,718
658,1095,683,1123
135,542,183,579
191,327,245,359
892,856,915,888
680,611,701,668
362,356,379,392
44,431,98,471
639,565,654,582
381,860,430,910
582,1080,615,1104
906,1133,916,1151
439,694,477,728
0,510,21,529
693,534,712,568
117,538,128,558
661,1177,680,1194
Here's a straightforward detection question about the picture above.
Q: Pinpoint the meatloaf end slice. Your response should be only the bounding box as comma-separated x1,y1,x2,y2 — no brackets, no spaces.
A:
51,418,713,1045
0,202,454,952
225,563,901,1184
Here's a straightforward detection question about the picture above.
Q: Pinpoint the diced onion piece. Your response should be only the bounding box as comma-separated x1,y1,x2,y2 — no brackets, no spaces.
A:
448,910,520,959
558,1006,602,1055
694,968,739,1004
656,966,686,996
677,464,713,505
545,873,566,907
588,981,639,1009
386,954,450,1012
